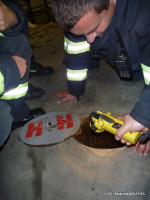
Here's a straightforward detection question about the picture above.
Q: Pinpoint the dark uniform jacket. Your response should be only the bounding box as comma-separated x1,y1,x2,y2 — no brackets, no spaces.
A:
0,0,31,121
64,0,150,128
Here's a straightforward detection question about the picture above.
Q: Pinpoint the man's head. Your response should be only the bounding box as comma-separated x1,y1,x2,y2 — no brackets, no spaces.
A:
52,0,116,43
51,0,109,30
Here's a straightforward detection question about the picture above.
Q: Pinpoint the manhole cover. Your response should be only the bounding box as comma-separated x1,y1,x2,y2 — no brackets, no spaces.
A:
20,112,80,146
74,116,125,149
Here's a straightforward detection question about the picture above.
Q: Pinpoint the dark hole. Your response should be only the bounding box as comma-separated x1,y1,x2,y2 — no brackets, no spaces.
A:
73,116,125,149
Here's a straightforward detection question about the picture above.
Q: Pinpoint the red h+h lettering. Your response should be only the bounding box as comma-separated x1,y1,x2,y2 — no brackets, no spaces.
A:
57,114,73,130
26,122,43,138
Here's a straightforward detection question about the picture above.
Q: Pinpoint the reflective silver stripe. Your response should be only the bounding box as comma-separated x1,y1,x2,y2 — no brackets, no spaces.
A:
0,82,28,100
30,69,36,72
141,63,150,85
64,37,90,54
0,32,5,37
67,69,88,81
0,71,4,94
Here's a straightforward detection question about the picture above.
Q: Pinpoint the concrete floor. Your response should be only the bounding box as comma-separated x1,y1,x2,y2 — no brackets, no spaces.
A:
0,22,150,200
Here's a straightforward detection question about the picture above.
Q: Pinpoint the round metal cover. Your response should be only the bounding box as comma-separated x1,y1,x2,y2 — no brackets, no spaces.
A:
20,112,80,146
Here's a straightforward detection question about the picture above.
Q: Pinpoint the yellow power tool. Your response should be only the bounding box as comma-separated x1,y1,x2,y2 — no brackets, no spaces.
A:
89,111,141,144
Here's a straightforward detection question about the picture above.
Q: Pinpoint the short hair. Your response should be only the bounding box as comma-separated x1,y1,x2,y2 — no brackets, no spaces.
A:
51,0,109,31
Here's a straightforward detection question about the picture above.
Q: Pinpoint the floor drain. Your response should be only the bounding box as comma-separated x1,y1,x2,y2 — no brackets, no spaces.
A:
74,116,125,149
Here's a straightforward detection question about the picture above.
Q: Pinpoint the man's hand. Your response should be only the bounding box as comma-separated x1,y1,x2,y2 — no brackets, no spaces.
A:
0,1,17,31
115,114,150,156
12,56,27,78
133,139,150,156
53,90,76,104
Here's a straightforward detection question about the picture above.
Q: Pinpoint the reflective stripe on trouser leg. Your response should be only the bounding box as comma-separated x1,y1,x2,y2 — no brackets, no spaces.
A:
0,82,28,100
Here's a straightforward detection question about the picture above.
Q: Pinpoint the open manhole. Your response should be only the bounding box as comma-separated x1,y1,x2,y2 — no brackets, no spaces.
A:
74,116,125,149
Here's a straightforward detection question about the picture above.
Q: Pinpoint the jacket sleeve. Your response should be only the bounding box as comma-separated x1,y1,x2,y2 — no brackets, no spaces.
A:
130,40,150,128
1,0,29,36
64,31,91,100
130,2,150,128
0,55,20,95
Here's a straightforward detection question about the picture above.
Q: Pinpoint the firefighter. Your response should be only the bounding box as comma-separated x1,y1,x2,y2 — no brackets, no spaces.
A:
51,0,150,156
1,0,54,100
0,1,46,148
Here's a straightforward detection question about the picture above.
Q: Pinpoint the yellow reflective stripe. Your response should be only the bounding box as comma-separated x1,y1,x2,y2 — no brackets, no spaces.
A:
0,72,4,94
141,63,150,85
0,32,5,37
64,37,90,54
0,82,28,100
67,69,87,81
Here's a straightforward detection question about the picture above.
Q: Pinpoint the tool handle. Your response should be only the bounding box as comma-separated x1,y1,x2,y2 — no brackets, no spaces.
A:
94,112,141,144
115,129,140,144
98,122,140,144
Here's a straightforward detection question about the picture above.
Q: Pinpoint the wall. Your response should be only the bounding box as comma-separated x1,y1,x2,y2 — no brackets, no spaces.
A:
21,0,51,12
